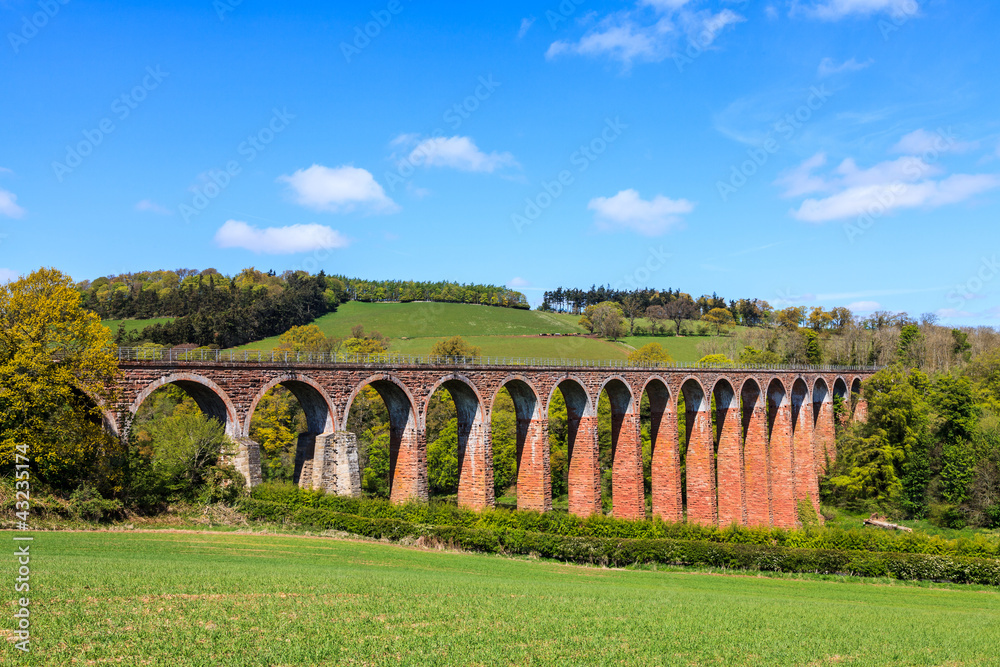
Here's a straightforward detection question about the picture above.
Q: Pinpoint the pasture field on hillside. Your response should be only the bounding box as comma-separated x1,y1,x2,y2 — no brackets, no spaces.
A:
239,302,585,350
388,334,630,361
101,317,173,333
4,531,1000,666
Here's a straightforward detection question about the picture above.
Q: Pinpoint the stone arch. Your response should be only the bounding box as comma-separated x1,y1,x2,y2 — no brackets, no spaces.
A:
423,373,491,509
244,374,336,436
766,378,796,528
128,372,259,488
549,376,599,517
642,376,680,521
740,378,770,527
344,373,423,503
494,375,547,512
681,377,715,525
130,373,239,437
600,377,643,519
75,386,120,438
244,374,339,491
713,377,743,526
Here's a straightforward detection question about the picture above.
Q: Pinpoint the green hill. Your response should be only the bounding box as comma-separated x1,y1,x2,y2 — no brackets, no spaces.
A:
233,302,723,362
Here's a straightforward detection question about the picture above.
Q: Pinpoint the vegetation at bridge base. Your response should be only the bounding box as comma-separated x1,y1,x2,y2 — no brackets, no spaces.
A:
819,329,1000,530
242,485,1000,559
238,494,1000,586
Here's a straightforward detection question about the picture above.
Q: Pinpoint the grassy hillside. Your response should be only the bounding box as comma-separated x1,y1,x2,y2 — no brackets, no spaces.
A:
101,317,173,333
12,530,1000,666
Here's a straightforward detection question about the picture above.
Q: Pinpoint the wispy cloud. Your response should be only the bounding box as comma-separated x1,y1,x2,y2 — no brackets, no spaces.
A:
214,220,349,254
777,143,1000,222
134,199,172,215
797,0,919,21
891,128,978,155
399,135,518,173
517,17,535,39
278,164,398,214
0,188,25,219
588,189,695,235
0,268,18,283
546,3,744,69
818,56,873,77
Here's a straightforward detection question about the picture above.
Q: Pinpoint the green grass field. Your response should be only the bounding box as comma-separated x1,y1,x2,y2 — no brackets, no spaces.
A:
101,317,173,333
5,531,999,666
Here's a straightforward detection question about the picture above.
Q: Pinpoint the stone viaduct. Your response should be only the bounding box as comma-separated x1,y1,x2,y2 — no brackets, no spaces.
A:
106,352,874,529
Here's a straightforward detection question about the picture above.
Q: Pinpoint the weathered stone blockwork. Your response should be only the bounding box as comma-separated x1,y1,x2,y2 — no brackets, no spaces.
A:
112,362,873,529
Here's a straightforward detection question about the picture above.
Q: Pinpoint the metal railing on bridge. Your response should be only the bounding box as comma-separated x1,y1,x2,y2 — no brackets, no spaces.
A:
116,347,880,373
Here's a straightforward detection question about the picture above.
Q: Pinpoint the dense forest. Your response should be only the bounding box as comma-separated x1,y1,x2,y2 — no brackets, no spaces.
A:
75,268,528,348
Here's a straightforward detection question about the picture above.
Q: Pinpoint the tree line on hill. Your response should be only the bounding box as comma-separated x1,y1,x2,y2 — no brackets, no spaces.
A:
76,268,528,348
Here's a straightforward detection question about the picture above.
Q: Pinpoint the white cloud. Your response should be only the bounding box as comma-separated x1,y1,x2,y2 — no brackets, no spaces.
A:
0,188,25,218
507,277,530,288
891,128,978,155
818,56,872,77
802,0,919,20
134,199,172,215
588,189,695,235
778,151,1000,222
214,220,349,254
0,268,18,283
278,165,398,214
775,153,831,197
937,307,974,319
546,5,743,68
848,300,881,313
517,17,535,39
405,136,518,173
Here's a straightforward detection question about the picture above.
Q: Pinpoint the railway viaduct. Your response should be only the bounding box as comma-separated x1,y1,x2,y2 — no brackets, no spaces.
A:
106,350,875,529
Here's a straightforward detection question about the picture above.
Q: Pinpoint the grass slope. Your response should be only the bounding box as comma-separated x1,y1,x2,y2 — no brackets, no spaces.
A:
101,317,173,333
5,531,999,666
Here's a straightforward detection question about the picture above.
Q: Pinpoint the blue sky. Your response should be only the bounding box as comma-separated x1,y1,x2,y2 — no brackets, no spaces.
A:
2,0,999,322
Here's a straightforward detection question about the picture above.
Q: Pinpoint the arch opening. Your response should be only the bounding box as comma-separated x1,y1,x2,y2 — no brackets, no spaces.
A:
423,377,490,509
347,377,422,503
494,379,545,512
246,378,336,485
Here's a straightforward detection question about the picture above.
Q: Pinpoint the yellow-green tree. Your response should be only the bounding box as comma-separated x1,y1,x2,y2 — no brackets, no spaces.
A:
702,307,735,335
628,343,674,365
430,336,482,360
249,389,301,480
0,268,120,490
276,324,338,355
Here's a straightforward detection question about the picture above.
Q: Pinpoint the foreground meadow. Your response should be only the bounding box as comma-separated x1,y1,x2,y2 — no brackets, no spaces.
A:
3,531,999,666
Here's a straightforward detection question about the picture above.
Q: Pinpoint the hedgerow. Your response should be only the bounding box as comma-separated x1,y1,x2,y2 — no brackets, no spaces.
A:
248,484,1000,559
